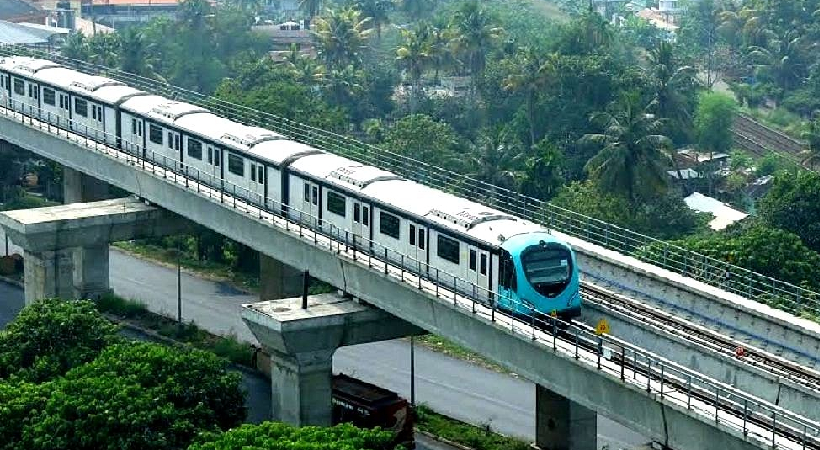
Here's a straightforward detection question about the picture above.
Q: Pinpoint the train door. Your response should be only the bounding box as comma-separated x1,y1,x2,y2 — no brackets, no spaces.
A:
302,181,320,228
58,92,70,128
408,223,428,274
206,145,221,184
167,130,182,168
467,246,490,299
352,200,371,249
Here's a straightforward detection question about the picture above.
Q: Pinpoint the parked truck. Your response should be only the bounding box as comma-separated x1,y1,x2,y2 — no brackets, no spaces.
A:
332,373,415,449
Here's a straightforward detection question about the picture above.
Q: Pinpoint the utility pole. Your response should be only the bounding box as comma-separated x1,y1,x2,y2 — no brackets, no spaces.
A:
176,246,182,333
410,336,416,406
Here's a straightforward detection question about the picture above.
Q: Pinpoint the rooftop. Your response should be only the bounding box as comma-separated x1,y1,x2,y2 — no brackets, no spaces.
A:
0,0,41,21
0,20,61,45
684,192,748,230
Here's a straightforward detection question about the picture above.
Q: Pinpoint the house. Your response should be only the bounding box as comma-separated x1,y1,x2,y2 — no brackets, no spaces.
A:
0,0,47,23
254,20,315,60
79,0,185,28
0,19,67,47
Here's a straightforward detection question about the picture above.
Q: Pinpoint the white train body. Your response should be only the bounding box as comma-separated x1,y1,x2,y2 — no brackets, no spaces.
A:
0,55,582,317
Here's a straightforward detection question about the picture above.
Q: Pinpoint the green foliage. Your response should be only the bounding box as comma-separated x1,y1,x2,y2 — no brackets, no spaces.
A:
758,171,820,253
0,299,120,382
384,114,465,170
414,405,530,450
635,224,820,292
552,181,707,239
695,92,737,155
187,422,396,450
755,153,800,177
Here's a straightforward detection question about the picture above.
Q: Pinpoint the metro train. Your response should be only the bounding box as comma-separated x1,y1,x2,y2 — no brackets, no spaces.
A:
0,55,582,319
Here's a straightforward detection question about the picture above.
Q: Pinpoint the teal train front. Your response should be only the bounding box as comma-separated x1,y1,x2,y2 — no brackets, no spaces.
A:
496,232,581,320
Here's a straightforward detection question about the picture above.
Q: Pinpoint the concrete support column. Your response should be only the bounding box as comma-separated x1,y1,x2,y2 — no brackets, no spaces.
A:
23,248,74,304
270,349,335,426
72,244,111,300
260,254,303,300
536,384,597,450
63,167,110,203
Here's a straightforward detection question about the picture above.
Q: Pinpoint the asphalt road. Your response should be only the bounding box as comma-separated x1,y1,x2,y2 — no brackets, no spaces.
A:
0,227,648,449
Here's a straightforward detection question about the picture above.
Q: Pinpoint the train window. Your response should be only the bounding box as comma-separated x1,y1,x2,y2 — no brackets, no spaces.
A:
418,228,425,250
251,164,256,182
327,191,346,217
362,206,370,226
43,88,55,106
311,186,318,205
469,250,477,271
149,125,163,145
131,119,136,135
214,149,220,166
207,147,213,164
228,154,244,176
499,251,516,291
188,139,203,160
437,235,460,264
409,224,416,246
480,254,487,275
92,105,97,120
257,166,264,184
379,212,400,239
304,183,310,202
13,79,24,96
167,132,174,149
96,106,103,122
74,98,88,117
353,203,360,223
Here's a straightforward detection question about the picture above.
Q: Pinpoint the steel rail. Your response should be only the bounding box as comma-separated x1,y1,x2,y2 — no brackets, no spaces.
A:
4,99,820,449
580,283,820,394
2,46,819,320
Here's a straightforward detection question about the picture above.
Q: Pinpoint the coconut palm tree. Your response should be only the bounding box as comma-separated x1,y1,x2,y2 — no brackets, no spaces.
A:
449,1,502,91
312,7,373,70
355,0,393,41
468,126,526,191
502,49,559,148
648,41,698,143
396,22,433,112
747,30,807,94
581,92,673,203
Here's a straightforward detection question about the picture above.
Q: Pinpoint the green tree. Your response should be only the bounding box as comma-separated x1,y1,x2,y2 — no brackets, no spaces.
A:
694,92,737,193
467,126,526,191
801,113,820,169
648,41,698,144
747,30,808,96
581,92,672,203
299,0,324,22
187,422,396,450
758,171,820,253
520,139,565,200
0,299,119,382
502,49,558,147
396,23,433,112
449,0,503,90
312,6,373,70
399,0,435,21
355,0,393,41
384,114,463,170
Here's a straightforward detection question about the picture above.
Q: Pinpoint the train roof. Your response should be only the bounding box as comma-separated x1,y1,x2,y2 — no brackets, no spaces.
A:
248,139,320,165
121,96,207,124
5,57,59,74
34,67,144,104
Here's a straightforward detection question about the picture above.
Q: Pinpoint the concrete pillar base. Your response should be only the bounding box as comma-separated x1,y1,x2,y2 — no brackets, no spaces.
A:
242,293,425,426
23,248,74,304
72,244,110,300
536,384,597,450
270,349,335,426
63,167,110,203
260,254,303,300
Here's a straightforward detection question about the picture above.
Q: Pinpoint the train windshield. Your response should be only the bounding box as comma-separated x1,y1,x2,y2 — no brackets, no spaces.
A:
521,245,572,297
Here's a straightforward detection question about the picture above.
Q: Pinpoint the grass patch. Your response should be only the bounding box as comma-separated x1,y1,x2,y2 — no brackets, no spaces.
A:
113,241,260,293
415,405,531,450
414,335,513,375
95,293,254,367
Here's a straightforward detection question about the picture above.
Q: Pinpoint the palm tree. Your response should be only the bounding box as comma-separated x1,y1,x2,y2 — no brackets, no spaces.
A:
429,16,453,83
299,0,324,24
449,1,502,91
581,92,673,203
648,41,698,143
312,7,373,70
396,23,433,112
61,32,89,61
468,126,526,191
801,113,820,170
747,31,807,94
324,64,365,107
355,0,393,41
399,0,435,21
119,28,162,79
502,49,559,148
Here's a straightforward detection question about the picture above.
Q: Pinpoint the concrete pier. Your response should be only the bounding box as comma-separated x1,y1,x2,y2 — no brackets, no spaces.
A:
259,254,303,300
0,197,190,303
242,293,424,426
63,167,111,203
536,384,597,450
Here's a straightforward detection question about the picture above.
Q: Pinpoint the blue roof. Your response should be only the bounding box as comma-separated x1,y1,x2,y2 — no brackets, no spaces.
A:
0,20,58,45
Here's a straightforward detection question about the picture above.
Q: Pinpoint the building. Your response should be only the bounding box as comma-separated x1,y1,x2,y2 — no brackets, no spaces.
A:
79,0,182,28
254,20,314,60
0,19,68,48
0,0,48,23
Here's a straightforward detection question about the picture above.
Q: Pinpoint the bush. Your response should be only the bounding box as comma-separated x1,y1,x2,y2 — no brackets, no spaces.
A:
187,422,397,450
0,299,120,381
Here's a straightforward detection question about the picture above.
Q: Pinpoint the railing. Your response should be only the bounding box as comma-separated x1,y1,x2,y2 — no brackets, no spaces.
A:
3,98,820,450
2,45,819,319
